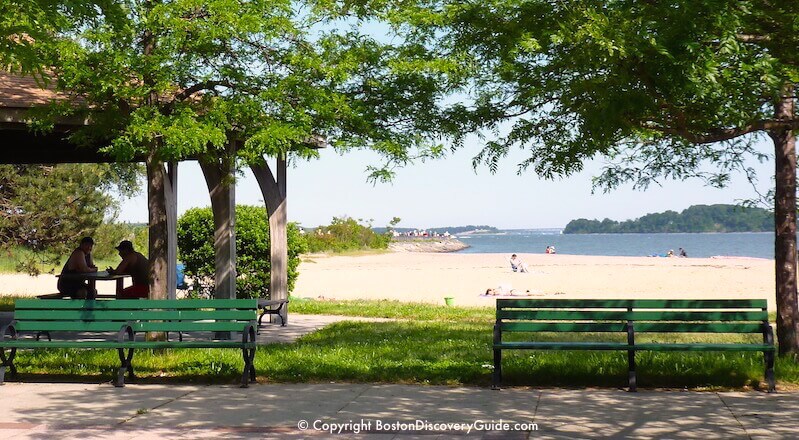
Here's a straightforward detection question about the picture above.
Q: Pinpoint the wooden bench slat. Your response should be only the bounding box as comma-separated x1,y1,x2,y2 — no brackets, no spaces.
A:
501,322,628,332
14,321,251,333
14,310,256,321
495,341,629,350
498,310,768,321
15,299,257,310
635,322,766,333
497,299,767,309
633,343,774,351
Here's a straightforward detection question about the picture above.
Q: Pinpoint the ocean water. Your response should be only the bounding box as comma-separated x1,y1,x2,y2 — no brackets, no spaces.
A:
454,230,775,259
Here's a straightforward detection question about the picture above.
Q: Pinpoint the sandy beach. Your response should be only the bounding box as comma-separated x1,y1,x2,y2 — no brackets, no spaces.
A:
291,252,776,310
0,252,775,310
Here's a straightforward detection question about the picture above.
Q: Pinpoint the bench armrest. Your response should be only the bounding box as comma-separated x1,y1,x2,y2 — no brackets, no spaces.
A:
0,321,16,340
241,322,256,344
117,322,135,343
762,322,774,346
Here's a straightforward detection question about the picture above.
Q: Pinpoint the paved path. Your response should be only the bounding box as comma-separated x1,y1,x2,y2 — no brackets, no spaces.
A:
2,312,794,438
0,383,795,439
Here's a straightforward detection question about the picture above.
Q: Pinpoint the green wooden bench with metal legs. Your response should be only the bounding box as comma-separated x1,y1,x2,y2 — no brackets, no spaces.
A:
493,299,776,392
0,299,258,388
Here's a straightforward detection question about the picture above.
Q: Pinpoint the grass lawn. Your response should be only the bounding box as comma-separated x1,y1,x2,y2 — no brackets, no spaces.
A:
3,298,797,390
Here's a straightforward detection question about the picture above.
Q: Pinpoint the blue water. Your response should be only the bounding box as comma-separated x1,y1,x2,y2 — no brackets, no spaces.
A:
455,230,775,259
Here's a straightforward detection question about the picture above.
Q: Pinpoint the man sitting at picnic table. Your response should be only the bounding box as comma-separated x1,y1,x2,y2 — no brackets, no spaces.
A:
107,240,150,299
57,236,99,298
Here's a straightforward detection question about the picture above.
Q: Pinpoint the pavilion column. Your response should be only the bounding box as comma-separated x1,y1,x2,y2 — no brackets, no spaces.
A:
166,161,178,300
199,151,237,301
145,153,169,301
251,154,288,323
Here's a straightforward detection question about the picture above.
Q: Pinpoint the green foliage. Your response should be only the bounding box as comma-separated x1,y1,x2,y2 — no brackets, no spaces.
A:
177,206,307,299
305,217,390,253
92,222,148,260
0,164,142,274
564,204,773,234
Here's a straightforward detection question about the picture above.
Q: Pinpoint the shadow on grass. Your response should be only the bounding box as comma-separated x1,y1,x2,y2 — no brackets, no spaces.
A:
7,321,798,390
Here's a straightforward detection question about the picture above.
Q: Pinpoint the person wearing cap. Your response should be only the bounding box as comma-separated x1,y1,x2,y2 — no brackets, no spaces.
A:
107,240,150,299
57,236,98,298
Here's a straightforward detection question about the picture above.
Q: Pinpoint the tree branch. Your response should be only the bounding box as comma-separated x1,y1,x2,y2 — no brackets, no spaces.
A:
641,119,799,144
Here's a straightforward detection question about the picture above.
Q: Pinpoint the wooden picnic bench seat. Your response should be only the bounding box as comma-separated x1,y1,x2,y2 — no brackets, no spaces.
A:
257,298,289,327
36,293,117,300
0,299,258,387
493,299,775,392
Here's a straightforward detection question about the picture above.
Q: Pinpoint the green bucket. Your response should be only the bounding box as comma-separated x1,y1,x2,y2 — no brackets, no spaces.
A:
444,297,455,306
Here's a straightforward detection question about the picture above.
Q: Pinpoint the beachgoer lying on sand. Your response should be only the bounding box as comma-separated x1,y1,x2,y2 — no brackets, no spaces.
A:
485,287,532,296
509,254,529,273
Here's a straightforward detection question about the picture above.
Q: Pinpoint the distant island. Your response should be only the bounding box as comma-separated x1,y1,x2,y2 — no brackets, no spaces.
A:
374,225,499,235
563,204,773,234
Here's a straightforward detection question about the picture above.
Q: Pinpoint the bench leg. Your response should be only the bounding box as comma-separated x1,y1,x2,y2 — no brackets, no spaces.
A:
116,348,135,388
765,351,776,393
279,303,287,326
0,347,16,385
492,349,501,389
241,326,256,388
628,350,637,392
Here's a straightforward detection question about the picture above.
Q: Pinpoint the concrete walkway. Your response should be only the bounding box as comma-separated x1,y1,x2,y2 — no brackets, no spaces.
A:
0,383,795,439
1,313,795,438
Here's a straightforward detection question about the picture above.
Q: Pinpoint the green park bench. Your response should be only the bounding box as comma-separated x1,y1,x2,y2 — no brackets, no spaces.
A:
0,298,258,387
493,299,775,391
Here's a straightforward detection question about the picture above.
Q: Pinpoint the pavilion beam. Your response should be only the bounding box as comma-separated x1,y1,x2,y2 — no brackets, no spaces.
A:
251,155,288,324
199,151,237,301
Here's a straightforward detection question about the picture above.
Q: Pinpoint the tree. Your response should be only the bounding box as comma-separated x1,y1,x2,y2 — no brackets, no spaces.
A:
30,1,453,302
378,1,799,355
0,163,139,273
177,206,306,299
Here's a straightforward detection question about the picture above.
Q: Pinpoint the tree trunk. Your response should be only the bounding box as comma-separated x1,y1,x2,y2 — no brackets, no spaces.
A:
199,157,236,300
251,156,288,309
146,152,169,300
770,85,799,356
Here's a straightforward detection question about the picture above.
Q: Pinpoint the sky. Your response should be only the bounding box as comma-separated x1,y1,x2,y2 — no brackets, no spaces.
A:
116,138,776,230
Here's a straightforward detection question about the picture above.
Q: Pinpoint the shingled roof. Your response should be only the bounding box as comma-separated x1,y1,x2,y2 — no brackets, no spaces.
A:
0,72,76,108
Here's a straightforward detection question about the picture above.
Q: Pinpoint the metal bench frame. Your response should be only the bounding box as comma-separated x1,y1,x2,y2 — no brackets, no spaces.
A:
493,299,776,392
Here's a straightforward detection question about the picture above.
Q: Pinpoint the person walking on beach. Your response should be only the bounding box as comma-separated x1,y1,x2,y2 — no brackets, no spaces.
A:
57,236,98,298
679,248,687,257
107,240,150,299
509,254,529,273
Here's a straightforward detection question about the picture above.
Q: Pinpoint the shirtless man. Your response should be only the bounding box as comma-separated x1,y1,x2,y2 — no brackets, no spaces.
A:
57,237,98,298
107,240,150,299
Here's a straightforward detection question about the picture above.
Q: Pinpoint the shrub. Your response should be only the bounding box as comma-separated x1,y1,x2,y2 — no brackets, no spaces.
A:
177,205,307,299
305,217,390,253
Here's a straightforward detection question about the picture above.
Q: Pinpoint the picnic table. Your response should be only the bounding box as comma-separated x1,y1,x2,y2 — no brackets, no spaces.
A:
55,271,130,299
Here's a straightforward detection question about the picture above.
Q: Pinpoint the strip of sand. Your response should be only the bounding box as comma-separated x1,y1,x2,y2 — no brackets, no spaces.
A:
0,253,775,310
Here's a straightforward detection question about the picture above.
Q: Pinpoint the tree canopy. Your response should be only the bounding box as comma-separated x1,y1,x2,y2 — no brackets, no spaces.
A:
356,0,799,354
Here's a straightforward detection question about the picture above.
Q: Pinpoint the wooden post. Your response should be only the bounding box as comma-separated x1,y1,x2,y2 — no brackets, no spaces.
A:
166,161,178,300
251,155,288,324
199,156,237,301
